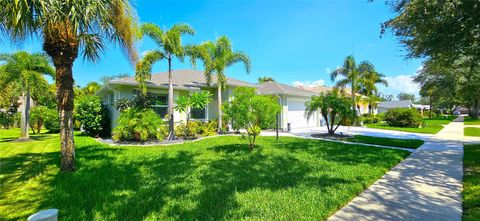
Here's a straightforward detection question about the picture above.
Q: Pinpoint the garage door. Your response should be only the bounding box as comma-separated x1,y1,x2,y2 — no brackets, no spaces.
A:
287,99,317,129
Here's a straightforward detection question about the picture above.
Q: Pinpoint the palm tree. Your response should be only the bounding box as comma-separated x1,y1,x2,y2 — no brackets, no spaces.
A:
0,0,138,171
357,62,387,114
136,23,195,140
258,76,275,83
189,36,251,132
330,56,361,116
0,51,54,139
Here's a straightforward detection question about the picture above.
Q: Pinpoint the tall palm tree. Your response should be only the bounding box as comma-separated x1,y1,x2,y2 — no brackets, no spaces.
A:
357,62,388,114
189,36,251,132
0,0,138,171
0,52,54,139
136,23,195,140
330,56,361,116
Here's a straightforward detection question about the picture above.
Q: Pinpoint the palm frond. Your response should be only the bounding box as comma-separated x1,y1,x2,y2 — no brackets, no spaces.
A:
228,52,251,73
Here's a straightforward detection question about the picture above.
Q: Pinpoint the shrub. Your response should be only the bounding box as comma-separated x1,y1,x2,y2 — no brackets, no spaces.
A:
175,120,218,138
44,109,60,133
223,87,281,149
0,110,15,129
75,96,110,137
29,106,49,133
384,108,423,128
112,108,166,142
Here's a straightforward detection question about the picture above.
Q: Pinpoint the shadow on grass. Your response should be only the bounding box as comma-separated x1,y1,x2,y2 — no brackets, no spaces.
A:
1,136,406,220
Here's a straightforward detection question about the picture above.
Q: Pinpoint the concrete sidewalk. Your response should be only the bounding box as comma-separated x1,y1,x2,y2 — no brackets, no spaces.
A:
327,117,465,221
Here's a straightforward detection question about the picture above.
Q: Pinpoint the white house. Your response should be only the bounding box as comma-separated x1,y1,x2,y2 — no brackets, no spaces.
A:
96,70,320,131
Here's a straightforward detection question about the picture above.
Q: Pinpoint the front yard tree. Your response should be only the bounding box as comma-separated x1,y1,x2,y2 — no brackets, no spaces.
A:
137,23,195,140
305,90,354,135
0,0,138,171
189,36,251,132
0,52,54,139
357,62,387,114
224,87,280,149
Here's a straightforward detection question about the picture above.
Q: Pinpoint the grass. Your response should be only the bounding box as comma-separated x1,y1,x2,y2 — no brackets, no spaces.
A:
0,128,409,220
463,144,480,221
465,127,480,137
346,135,424,149
365,116,455,134
464,117,480,125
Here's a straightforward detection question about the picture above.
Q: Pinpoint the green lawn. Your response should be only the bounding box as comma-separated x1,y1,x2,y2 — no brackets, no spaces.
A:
365,117,455,134
0,129,409,220
463,144,480,221
464,117,480,125
346,135,424,149
465,127,480,137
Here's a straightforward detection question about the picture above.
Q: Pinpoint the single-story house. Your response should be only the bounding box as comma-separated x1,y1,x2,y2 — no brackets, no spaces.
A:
377,100,430,114
96,70,320,131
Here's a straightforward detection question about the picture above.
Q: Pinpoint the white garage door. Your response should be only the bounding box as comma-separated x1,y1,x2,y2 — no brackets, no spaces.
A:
287,99,317,129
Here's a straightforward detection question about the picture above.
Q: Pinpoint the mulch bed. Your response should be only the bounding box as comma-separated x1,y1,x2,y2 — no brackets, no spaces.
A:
310,133,352,141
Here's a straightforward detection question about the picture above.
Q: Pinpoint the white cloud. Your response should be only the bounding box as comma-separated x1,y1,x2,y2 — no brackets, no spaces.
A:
292,79,325,88
383,75,420,95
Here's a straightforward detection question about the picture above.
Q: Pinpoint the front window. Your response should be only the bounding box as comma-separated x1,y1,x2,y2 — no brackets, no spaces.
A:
151,94,168,118
191,107,206,119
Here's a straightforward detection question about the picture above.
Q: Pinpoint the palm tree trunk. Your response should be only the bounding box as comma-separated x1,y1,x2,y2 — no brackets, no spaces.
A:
217,85,223,132
20,89,30,139
55,59,76,172
167,57,175,140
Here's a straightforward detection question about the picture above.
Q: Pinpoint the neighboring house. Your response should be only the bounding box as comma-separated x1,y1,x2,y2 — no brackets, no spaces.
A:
97,69,320,131
377,100,430,114
257,81,319,130
298,85,374,115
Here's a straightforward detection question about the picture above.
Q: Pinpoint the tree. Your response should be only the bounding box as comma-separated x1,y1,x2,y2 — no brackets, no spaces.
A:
223,87,280,149
331,55,374,118
258,76,275,83
189,36,251,132
382,1,480,63
397,93,415,102
75,96,109,137
79,81,102,97
136,23,195,140
305,90,354,135
357,61,387,114
174,91,212,137
0,0,138,171
0,51,54,139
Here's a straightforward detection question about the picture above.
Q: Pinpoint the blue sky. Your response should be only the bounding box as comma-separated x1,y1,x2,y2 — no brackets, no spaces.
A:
0,0,422,96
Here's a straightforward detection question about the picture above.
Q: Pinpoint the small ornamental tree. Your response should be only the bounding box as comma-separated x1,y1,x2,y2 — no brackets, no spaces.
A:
305,90,354,135
29,106,49,134
75,96,109,137
174,91,212,138
224,87,280,149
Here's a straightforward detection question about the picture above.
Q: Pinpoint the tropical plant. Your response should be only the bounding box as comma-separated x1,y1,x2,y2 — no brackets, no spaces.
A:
258,76,275,83
75,96,109,137
361,94,382,115
135,23,195,140
189,36,251,132
305,90,354,135
76,81,102,97
174,91,212,138
0,0,138,171
0,110,16,129
112,108,166,142
330,55,361,118
44,108,60,133
397,93,415,102
0,51,54,139
29,106,49,134
224,87,280,149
